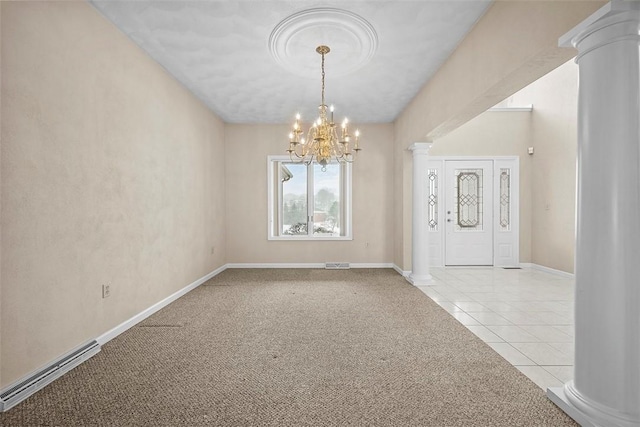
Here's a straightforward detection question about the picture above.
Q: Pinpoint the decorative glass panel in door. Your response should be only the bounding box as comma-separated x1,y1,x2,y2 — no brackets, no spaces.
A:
455,169,483,230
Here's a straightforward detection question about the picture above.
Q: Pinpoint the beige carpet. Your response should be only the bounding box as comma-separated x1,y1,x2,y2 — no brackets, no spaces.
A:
0,269,575,426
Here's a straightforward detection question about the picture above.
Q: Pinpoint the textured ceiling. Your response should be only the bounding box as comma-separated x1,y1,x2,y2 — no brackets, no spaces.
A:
90,1,492,124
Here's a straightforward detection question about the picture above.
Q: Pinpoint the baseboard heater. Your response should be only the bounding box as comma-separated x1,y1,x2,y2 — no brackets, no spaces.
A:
325,262,350,270
0,340,100,412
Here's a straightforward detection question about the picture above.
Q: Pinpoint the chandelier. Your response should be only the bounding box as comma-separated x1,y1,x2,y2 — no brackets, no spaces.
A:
287,45,361,170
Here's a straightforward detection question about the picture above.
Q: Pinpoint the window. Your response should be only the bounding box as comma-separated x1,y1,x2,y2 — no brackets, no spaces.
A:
268,156,352,240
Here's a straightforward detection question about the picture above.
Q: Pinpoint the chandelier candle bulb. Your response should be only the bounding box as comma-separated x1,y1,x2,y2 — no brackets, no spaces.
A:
285,45,362,167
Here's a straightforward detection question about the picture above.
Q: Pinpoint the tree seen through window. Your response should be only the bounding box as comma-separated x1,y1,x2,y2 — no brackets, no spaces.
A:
281,163,341,236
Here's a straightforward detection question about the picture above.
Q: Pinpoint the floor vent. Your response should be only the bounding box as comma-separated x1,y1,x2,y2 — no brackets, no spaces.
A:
325,262,350,270
0,340,100,412
503,267,522,270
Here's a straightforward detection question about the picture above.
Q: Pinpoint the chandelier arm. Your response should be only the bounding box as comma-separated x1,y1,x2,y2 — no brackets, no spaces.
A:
334,138,347,158
290,142,307,161
295,139,310,159
305,151,315,166
336,150,354,163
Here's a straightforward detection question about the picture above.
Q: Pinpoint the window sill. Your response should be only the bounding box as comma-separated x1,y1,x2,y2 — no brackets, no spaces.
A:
268,235,353,241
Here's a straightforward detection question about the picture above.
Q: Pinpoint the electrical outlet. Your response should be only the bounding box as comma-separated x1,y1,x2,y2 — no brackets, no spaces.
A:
102,284,111,299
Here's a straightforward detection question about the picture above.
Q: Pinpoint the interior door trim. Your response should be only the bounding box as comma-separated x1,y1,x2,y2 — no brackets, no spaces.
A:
425,156,520,268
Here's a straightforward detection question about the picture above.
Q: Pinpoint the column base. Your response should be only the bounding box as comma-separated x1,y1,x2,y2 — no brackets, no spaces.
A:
406,273,433,286
548,382,640,427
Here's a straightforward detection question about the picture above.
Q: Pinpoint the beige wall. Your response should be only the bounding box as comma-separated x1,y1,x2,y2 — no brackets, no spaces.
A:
1,1,226,386
393,131,405,270
393,1,603,271
395,1,601,146
430,111,533,263
510,60,578,273
225,124,394,264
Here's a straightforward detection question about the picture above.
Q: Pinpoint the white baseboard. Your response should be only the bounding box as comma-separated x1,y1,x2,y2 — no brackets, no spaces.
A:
520,263,574,279
349,263,394,269
226,263,395,269
226,263,325,269
96,264,227,345
393,264,411,277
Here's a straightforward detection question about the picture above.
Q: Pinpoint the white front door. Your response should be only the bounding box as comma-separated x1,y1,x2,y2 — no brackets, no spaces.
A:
445,160,494,265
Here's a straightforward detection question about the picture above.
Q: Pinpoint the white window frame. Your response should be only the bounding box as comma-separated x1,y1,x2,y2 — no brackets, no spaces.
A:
267,155,352,241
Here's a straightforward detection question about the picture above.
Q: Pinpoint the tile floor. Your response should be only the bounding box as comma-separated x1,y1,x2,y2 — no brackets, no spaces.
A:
416,267,575,390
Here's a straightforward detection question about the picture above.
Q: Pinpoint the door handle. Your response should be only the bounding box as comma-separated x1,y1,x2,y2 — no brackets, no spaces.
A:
447,219,452,222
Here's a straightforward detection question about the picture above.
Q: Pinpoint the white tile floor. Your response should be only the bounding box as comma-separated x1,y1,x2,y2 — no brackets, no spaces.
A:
416,267,575,391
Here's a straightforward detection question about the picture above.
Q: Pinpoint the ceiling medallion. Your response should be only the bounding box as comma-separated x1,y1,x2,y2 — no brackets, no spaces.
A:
269,8,378,77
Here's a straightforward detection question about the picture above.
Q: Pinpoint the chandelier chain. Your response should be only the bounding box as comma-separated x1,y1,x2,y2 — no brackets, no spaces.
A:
321,50,325,108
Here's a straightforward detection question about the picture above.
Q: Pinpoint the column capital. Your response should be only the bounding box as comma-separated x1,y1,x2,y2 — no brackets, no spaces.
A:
559,1,640,49
408,142,433,154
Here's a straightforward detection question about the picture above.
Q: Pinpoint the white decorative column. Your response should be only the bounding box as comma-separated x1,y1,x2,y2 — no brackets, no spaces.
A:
408,142,433,285
548,3,640,427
